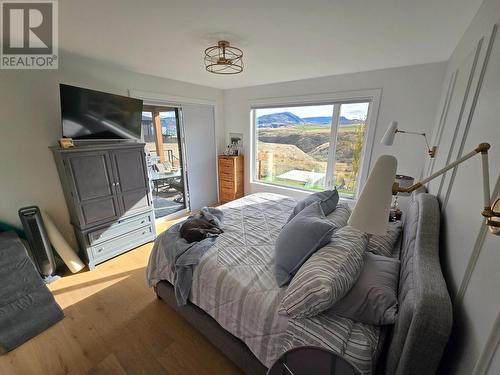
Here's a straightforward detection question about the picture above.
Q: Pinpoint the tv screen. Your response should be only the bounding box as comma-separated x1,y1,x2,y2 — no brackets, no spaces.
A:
60,84,143,140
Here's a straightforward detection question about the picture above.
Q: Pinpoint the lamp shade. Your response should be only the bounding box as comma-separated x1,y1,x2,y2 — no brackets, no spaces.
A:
348,155,397,235
381,121,398,146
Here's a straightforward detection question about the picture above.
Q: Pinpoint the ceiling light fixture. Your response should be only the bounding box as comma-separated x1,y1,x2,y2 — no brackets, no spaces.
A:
204,40,243,74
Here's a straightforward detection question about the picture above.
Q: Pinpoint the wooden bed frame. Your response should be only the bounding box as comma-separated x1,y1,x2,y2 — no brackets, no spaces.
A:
155,192,453,375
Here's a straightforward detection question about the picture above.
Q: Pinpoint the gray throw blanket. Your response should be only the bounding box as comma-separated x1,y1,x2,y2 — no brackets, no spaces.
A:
148,207,223,305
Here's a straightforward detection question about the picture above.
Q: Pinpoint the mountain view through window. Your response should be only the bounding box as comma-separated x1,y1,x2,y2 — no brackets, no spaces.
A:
254,102,370,198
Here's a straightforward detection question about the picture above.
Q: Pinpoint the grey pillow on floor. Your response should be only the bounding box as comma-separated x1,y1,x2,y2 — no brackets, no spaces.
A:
275,202,335,287
367,221,402,257
279,225,368,318
330,252,400,325
287,189,339,222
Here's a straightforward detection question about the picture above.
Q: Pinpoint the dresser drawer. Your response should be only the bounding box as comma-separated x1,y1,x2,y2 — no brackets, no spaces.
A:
87,213,153,245
219,158,234,170
220,193,234,202
219,179,235,190
219,187,235,202
90,224,154,260
219,166,235,177
219,171,235,181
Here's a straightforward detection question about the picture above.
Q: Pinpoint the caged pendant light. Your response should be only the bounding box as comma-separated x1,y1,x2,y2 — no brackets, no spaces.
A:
204,40,244,74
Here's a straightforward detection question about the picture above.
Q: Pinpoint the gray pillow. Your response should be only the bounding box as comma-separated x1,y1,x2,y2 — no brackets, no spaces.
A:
275,202,335,287
330,252,400,325
367,222,402,257
279,225,368,318
287,189,339,222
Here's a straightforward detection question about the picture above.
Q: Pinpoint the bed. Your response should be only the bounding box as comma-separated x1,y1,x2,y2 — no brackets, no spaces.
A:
147,191,452,375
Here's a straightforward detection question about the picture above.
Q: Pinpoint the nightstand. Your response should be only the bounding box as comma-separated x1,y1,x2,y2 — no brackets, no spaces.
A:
267,346,358,375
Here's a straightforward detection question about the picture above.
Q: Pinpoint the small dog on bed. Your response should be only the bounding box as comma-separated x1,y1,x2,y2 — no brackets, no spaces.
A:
180,219,224,243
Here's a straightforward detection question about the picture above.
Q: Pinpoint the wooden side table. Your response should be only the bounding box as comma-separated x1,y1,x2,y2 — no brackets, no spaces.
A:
267,346,358,375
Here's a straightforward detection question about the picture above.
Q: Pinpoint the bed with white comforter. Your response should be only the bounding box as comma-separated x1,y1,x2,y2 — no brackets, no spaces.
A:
147,192,381,374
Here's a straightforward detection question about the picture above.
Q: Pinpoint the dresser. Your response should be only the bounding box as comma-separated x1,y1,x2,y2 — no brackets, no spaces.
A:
218,155,244,203
51,142,156,269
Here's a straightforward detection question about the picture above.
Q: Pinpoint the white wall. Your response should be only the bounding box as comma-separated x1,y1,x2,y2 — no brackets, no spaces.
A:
0,51,224,248
424,0,500,373
223,63,446,202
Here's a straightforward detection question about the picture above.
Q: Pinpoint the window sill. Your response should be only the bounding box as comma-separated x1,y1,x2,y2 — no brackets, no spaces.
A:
249,180,356,207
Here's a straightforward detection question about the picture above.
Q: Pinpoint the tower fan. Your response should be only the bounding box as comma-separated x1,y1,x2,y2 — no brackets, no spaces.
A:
18,206,57,278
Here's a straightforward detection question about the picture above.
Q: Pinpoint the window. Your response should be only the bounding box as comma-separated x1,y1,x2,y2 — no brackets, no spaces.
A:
253,101,371,199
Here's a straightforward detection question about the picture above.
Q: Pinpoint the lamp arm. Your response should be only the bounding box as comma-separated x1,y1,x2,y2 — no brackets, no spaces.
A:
392,148,476,193
395,130,436,157
392,142,499,232
480,149,491,209
419,148,479,185
393,143,494,210
396,130,426,136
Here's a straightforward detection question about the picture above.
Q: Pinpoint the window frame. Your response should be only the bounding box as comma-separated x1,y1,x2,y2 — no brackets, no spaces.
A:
249,89,381,201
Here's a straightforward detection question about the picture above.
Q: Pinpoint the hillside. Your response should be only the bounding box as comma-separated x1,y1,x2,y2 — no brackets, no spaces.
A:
258,131,329,154
257,112,303,126
303,116,359,125
301,116,331,124
257,112,360,127
257,142,324,176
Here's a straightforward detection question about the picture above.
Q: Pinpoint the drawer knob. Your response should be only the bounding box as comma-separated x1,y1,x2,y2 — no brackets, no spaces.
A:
97,248,103,253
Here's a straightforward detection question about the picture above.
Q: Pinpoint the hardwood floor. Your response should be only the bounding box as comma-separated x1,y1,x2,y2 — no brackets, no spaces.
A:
0,220,242,375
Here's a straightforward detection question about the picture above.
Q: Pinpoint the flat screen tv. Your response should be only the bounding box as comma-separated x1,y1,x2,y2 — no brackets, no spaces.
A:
60,84,143,140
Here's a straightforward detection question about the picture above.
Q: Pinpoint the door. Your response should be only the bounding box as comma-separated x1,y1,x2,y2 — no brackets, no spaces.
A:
110,147,151,217
142,106,187,219
181,104,218,210
64,151,120,229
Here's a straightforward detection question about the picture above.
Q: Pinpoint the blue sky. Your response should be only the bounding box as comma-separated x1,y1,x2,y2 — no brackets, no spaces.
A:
255,102,369,120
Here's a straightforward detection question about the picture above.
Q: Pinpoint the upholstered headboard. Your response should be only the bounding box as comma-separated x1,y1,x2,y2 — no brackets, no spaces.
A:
383,192,452,375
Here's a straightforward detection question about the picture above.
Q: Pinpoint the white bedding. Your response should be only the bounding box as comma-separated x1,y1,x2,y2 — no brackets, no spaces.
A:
147,192,380,374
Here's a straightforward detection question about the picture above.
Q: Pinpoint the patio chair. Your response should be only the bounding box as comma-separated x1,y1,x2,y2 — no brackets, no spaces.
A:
162,161,173,172
170,177,184,193
153,162,172,174
170,177,184,203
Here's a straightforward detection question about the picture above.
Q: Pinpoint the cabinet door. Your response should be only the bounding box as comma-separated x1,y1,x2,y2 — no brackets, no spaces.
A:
110,147,151,217
64,151,120,229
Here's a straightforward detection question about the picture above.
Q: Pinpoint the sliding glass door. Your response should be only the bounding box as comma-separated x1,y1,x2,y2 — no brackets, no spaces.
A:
142,105,187,219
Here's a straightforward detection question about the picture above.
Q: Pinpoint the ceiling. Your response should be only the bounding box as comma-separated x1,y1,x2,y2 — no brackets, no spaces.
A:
60,0,483,89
